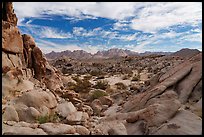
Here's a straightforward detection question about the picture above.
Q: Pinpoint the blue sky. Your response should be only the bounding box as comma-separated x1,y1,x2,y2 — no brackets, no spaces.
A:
13,2,202,54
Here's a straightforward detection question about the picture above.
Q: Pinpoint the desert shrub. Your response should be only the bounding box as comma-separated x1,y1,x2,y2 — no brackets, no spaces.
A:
115,82,127,90
90,89,108,101
71,76,92,93
93,80,110,90
36,112,58,124
131,74,140,81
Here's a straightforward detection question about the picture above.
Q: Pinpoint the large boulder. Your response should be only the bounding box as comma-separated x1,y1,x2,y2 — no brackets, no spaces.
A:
12,89,57,122
3,106,19,122
14,89,57,110
66,111,89,125
56,102,77,118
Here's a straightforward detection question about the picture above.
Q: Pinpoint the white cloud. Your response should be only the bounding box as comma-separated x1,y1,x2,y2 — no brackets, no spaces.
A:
131,2,202,33
36,39,102,54
14,2,202,34
13,2,139,23
179,32,202,43
40,27,72,39
119,33,138,41
36,39,82,54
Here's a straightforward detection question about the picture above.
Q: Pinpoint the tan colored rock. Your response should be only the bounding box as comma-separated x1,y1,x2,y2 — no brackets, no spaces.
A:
15,89,57,110
14,104,39,123
2,51,14,68
7,53,23,68
56,102,77,118
39,123,76,135
151,109,202,135
91,120,127,135
3,124,47,135
66,111,89,125
3,106,19,122
74,125,90,135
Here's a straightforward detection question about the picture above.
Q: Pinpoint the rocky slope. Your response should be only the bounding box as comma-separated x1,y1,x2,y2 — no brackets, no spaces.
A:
2,2,202,135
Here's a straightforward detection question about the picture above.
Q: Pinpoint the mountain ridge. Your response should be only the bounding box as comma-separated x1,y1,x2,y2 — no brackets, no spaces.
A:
45,48,174,59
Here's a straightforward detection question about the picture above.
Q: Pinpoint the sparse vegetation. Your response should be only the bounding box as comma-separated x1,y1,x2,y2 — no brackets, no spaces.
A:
93,80,110,90
71,76,92,93
115,82,127,90
90,89,108,101
36,112,59,124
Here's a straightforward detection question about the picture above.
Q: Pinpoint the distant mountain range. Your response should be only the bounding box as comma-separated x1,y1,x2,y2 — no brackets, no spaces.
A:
45,48,200,60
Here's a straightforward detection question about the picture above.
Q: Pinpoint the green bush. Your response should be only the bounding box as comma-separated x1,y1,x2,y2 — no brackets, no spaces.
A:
90,89,108,101
36,112,58,124
115,82,127,90
93,80,109,90
71,76,92,93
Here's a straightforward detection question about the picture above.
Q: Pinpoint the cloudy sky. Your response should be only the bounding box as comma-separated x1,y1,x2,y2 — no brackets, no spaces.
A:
14,2,202,54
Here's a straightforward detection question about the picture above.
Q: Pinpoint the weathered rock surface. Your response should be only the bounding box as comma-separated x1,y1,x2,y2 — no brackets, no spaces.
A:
91,120,127,135
73,125,90,135
39,123,76,135
3,124,47,135
56,102,77,118
3,106,19,122
66,111,89,125
151,109,202,135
